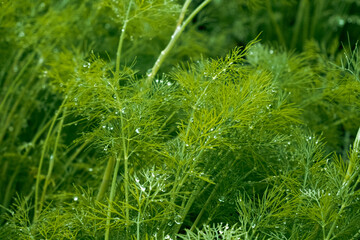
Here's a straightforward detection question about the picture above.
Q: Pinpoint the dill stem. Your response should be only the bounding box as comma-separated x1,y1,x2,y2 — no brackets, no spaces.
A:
309,0,325,38
104,1,133,238
40,107,66,211
121,117,130,237
104,101,129,240
104,156,122,240
34,98,66,222
115,0,133,76
290,0,307,49
190,182,219,231
145,0,212,88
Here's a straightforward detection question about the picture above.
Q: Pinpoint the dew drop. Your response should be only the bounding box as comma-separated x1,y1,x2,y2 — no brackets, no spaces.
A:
174,215,182,224
146,69,152,77
135,128,140,134
73,196,78,201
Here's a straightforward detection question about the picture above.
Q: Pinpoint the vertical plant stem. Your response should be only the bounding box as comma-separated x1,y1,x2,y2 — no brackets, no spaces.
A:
34,98,66,222
121,115,130,236
145,0,212,88
40,107,66,210
115,0,133,76
309,0,325,39
290,0,307,49
301,0,310,45
104,89,129,240
104,156,122,240
104,2,134,239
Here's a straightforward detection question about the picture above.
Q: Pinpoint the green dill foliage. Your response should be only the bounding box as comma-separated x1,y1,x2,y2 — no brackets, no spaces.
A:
1,0,360,240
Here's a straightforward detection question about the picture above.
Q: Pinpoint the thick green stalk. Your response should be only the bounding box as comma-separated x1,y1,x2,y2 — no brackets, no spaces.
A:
145,0,212,88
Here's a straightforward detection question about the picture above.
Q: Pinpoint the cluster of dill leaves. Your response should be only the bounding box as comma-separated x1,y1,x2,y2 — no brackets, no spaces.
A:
1,0,360,239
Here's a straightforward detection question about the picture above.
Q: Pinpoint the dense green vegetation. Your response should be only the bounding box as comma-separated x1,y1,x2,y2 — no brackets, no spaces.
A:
1,0,360,239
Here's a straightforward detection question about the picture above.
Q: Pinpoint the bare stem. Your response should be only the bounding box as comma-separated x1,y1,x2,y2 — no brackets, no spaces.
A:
115,0,133,76
145,0,212,88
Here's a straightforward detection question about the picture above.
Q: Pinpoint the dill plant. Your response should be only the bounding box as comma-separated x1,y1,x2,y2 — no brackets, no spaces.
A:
1,0,360,240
